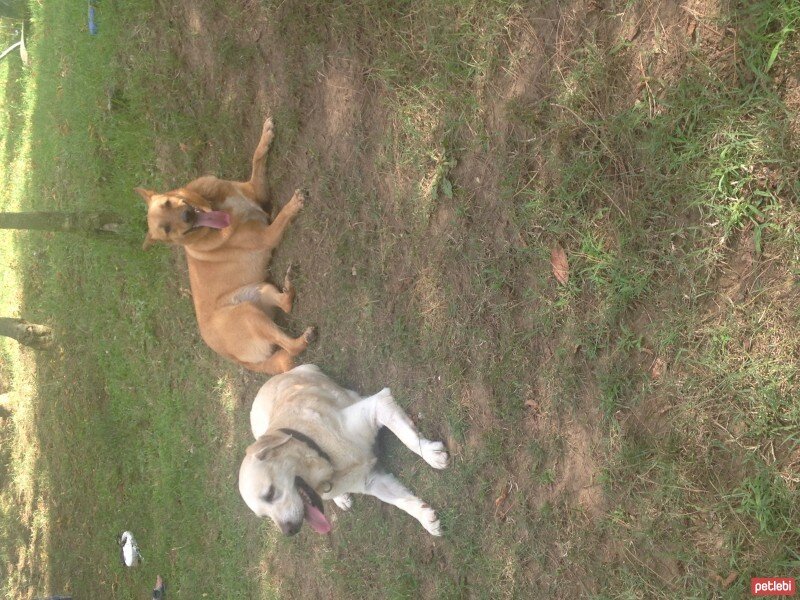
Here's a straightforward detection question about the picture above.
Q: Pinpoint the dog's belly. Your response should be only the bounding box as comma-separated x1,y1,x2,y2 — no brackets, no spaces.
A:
187,248,272,313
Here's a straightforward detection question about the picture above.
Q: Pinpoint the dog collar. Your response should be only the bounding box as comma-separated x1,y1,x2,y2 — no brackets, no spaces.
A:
279,428,332,465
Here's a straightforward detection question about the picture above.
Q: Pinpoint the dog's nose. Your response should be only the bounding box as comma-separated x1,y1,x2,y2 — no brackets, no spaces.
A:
280,521,301,536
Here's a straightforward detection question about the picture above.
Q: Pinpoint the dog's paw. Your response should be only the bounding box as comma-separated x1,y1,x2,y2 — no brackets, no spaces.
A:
303,326,318,344
421,440,449,470
333,494,353,511
418,504,442,537
254,117,275,159
262,117,274,140
287,189,306,213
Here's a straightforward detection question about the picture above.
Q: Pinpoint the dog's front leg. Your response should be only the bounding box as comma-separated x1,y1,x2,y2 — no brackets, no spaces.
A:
364,471,442,536
366,389,449,470
248,117,275,206
262,189,305,248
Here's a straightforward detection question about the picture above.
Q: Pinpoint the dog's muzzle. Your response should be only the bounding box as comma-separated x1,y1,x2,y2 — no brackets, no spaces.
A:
295,476,331,535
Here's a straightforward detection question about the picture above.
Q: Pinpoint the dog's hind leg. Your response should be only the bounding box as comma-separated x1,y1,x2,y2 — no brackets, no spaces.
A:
227,267,295,313
359,389,449,470
243,349,296,375
258,264,296,313
251,318,317,359
363,471,442,536
254,282,294,313
219,303,316,370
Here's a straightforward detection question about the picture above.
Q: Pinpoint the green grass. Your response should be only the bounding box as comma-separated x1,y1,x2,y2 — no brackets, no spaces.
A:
1,2,266,598
1,0,799,598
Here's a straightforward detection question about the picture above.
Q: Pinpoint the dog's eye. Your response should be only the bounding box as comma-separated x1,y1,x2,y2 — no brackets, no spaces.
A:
162,224,172,235
261,485,276,503
164,200,173,209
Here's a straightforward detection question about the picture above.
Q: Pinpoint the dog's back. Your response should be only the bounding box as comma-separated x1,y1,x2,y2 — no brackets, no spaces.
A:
250,365,359,438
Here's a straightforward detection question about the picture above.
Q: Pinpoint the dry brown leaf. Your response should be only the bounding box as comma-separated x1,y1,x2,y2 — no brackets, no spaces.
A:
721,572,737,589
494,486,509,511
651,357,667,380
494,482,515,521
551,245,569,285
494,483,514,520
711,572,737,589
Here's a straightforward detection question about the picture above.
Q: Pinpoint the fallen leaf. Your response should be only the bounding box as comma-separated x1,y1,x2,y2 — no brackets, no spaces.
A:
493,484,515,521
551,245,569,285
651,357,667,380
494,486,509,510
711,572,738,589
721,572,737,589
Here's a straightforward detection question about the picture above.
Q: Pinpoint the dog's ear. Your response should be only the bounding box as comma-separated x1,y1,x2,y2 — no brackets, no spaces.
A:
134,187,156,206
142,232,156,250
251,432,293,461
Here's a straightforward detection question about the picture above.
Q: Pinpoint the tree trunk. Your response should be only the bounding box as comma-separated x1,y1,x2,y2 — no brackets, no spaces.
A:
0,211,121,235
0,317,53,349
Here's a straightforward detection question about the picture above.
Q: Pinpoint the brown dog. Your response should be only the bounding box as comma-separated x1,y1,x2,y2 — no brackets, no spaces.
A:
135,117,316,374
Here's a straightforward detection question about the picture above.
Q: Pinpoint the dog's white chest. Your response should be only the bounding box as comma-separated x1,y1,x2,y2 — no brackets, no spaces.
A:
222,194,269,224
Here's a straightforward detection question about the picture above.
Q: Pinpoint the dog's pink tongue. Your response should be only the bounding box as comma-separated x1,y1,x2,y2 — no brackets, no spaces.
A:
305,503,332,534
195,210,230,229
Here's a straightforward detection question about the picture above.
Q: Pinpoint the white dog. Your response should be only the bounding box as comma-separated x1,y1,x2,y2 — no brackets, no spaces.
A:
238,364,449,536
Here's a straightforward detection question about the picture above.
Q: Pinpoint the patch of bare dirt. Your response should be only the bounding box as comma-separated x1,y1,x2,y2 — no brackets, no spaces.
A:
533,368,607,517
621,388,675,441
554,419,606,517
317,56,366,162
460,381,501,451
717,229,758,303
